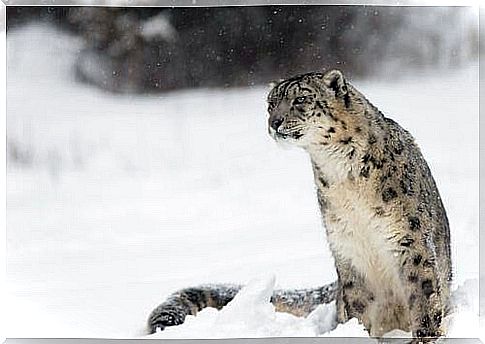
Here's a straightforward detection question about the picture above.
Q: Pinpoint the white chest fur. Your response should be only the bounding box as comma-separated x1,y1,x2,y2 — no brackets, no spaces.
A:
323,182,404,297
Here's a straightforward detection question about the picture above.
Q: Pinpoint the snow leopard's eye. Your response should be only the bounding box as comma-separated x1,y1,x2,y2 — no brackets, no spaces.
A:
293,96,307,105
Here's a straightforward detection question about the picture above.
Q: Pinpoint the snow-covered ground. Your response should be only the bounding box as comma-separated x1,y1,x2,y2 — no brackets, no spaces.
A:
5,23,481,340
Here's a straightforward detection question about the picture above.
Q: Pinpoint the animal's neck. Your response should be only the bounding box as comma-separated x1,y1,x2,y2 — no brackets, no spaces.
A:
308,144,361,186
309,103,390,186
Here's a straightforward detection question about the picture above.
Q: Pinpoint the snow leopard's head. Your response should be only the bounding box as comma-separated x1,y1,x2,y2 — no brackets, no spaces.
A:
267,69,359,150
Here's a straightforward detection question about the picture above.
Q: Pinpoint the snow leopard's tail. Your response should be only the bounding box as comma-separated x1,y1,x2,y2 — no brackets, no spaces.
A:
147,281,338,334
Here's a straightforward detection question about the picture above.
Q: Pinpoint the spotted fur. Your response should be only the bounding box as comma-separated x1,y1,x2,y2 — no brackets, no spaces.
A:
147,285,241,333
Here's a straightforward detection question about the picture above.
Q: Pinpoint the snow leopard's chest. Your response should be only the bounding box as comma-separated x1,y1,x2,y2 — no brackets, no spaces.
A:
322,183,404,293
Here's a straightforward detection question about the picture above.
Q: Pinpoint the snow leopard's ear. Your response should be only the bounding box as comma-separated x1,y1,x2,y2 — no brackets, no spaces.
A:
323,69,348,97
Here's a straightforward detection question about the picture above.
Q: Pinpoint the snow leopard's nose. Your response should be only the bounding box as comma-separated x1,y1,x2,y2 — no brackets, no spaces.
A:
270,115,284,131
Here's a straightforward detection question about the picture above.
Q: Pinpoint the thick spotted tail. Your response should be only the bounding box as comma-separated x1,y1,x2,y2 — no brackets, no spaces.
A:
147,281,338,334
147,284,241,334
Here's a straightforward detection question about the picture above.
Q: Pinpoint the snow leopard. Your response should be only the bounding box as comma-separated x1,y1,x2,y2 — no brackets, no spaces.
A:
147,69,452,341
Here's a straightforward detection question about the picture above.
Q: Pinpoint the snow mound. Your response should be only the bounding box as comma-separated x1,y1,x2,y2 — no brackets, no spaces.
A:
150,276,342,339
446,279,482,339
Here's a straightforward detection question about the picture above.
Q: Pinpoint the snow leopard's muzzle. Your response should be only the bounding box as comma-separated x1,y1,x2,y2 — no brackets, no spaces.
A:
268,111,306,143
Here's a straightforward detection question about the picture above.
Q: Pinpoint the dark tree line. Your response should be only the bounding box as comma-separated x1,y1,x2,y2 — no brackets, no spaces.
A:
7,6,477,93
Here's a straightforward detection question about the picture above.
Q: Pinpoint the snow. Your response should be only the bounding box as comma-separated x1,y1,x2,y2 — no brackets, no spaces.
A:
5,23,482,340
140,12,177,42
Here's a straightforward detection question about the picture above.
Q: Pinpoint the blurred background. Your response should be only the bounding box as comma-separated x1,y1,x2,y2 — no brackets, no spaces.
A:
5,5,480,338
7,6,478,93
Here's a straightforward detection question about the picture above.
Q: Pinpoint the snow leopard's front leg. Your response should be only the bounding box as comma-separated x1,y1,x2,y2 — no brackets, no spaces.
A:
334,258,374,333
400,244,446,340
